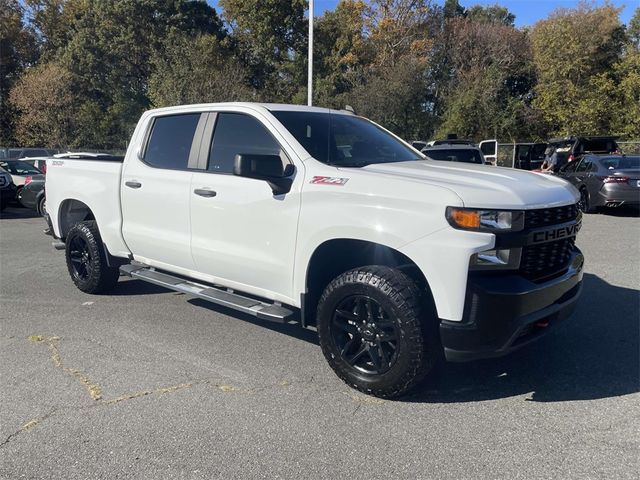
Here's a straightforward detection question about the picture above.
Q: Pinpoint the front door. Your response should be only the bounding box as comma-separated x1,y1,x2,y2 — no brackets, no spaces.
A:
189,111,302,302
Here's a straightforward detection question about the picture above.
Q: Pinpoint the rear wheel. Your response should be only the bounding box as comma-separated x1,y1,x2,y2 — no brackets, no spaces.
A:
65,221,119,293
317,266,438,398
37,196,46,216
578,188,597,213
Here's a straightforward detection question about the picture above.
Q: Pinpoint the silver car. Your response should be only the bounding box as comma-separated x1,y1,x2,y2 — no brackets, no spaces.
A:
559,155,640,212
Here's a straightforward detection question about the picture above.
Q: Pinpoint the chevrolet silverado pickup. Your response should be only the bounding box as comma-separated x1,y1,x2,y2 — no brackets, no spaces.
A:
45,103,584,398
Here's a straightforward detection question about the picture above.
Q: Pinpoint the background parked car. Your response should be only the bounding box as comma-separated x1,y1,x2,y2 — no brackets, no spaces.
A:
0,171,17,211
558,154,640,212
547,136,619,165
17,175,46,215
20,156,50,174
0,160,45,200
479,140,547,169
8,148,57,159
422,143,485,164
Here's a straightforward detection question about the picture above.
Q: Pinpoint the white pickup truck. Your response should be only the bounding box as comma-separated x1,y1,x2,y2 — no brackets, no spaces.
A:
46,103,584,398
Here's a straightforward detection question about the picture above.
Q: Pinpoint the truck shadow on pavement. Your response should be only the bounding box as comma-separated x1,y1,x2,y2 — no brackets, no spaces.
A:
408,273,639,403
186,273,638,404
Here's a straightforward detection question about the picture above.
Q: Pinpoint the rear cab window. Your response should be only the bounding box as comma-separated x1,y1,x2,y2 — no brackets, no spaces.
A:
144,113,201,170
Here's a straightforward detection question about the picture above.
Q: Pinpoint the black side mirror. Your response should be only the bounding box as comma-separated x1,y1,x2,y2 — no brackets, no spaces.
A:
233,154,295,195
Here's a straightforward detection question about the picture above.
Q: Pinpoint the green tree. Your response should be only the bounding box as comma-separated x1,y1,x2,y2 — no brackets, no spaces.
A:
338,0,440,139
220,0,307,101
628,7,640,48
466,4,515,26
443,0,464,18
9,62,78,147
35,0,226,147
149,33,252,107
436,17,540,140
313,0,372,107
531,3,625,135
0,0,37,144
611,8,640,138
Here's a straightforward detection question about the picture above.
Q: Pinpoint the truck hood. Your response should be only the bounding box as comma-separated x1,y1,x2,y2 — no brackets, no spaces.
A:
359,160,579,209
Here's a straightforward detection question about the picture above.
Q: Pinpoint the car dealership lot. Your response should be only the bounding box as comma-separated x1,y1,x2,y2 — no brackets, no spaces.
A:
1,206,638,479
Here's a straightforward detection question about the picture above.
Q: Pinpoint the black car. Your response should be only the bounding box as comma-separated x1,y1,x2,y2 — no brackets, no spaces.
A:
8,147,56,159
558,154,640,212
0,171,17,211
422,144,485,164
547,136,619,166
17,175,46,215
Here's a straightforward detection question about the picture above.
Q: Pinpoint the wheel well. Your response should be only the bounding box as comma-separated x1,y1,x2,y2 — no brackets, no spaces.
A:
304,239,432,326
58,199,95,239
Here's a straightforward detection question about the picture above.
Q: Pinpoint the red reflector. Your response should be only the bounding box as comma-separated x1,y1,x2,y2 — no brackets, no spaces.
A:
24,176,32,186
603,176,629,184
535,320,550,328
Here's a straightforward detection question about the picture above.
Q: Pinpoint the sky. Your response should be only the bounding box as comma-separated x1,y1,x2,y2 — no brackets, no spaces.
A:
207,0,638,27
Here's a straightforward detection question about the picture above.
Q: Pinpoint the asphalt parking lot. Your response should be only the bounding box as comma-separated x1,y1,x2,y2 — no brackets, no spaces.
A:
1,205,638,479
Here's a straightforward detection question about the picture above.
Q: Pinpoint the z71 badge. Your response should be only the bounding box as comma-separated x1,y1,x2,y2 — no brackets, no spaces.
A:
310,176,349,186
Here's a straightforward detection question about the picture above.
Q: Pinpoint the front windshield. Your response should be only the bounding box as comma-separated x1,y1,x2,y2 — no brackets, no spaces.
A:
424,148,483,164
271,111,420,167
0,161,42,175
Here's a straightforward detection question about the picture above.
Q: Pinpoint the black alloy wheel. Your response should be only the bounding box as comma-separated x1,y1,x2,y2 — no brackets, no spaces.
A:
331,295,400,374
64,221,120,293
68,235,93,282
317,266,439,398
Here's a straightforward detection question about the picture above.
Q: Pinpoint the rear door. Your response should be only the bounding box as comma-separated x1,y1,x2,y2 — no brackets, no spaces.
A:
479,139,497,165
121,112,206,271
189,111,302,302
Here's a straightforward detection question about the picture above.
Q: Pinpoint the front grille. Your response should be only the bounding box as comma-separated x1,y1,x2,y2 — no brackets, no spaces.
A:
525,204,579,229
520,237,575,281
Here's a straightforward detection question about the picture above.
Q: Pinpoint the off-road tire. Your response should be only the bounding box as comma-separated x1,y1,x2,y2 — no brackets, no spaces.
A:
65,221,119,293
317,266,438,398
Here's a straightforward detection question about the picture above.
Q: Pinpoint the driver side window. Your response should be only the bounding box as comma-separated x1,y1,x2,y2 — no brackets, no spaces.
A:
207,113,286,174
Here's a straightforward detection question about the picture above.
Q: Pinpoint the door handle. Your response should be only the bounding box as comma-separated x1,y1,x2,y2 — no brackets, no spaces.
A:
194,188,217,198
125,181,142,189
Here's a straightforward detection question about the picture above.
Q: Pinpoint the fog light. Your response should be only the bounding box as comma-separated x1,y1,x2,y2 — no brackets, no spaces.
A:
471,248,521,270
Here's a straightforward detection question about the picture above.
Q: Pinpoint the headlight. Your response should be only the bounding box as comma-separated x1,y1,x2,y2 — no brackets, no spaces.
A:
446,207,524,232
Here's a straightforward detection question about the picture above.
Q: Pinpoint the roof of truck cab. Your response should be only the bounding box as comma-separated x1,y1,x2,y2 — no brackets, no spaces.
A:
144,102,353,116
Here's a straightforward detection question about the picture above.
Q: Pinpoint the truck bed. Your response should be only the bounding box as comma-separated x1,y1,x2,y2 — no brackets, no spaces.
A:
46,157,131,258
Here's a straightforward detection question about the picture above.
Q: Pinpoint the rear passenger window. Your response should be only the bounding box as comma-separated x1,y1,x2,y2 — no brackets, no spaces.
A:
208,113,283,173
144,114,201,170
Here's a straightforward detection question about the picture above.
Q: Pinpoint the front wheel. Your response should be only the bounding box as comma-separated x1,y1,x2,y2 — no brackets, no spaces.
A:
317,266,438,398
65,221,120,293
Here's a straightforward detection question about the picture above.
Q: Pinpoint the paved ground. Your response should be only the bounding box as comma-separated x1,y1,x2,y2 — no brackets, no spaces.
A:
1,205,638,479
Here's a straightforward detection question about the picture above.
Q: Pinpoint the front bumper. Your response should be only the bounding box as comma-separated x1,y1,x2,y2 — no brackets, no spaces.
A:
440,247,584,362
